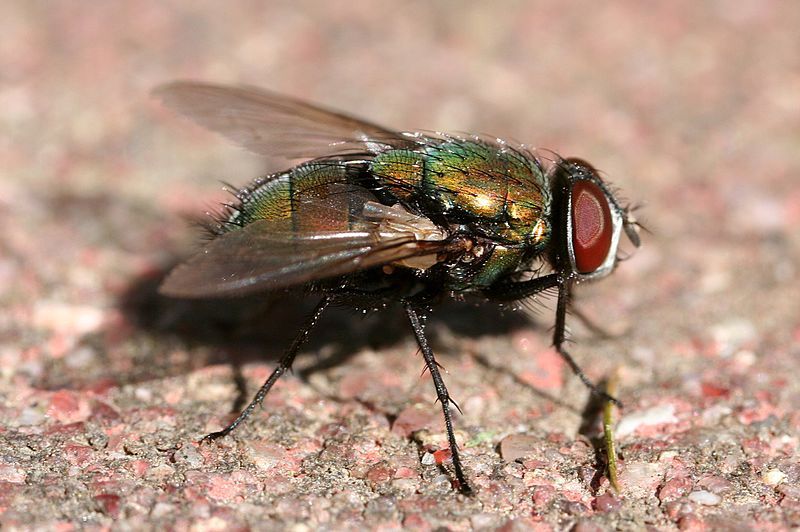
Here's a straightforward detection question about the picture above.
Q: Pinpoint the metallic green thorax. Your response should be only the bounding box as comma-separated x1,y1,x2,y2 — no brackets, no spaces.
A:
226,139,552,290
372,141,550,245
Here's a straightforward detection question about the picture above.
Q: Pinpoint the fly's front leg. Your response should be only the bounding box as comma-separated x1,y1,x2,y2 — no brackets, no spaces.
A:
484,274,621,407
552,280,622,407
404,302,472,495
201,296,332,442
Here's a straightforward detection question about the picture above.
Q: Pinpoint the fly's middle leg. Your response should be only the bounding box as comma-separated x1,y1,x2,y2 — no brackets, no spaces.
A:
404,301,472,495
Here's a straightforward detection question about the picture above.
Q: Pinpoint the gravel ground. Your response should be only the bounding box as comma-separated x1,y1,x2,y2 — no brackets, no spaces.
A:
2,1,799,530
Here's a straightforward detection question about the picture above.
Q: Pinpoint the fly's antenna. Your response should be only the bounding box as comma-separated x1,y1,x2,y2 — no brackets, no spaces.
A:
622,202,649,248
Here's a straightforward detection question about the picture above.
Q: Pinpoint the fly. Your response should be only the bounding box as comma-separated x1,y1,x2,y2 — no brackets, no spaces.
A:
154,82,642,494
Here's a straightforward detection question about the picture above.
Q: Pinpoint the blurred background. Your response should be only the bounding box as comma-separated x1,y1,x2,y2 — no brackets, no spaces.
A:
2,1,799,529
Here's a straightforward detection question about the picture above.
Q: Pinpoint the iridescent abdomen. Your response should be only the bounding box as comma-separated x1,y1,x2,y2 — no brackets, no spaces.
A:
226,162,372,233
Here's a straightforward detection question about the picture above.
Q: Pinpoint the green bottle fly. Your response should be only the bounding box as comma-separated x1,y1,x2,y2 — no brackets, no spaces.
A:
156,82,642,494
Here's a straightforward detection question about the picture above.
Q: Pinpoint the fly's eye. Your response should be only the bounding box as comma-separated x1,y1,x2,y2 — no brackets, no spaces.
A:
571,180,613,273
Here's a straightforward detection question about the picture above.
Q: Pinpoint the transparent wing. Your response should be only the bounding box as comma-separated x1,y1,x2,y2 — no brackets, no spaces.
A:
153,81,414,160
160,200,452,298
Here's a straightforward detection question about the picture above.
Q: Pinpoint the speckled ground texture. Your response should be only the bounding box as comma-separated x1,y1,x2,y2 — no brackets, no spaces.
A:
2,1,799,530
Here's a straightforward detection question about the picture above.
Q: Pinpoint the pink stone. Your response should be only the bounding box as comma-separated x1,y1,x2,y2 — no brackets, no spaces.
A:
87,379,117,395
366,462,395,484
518,348,565,392
616,404,678,438
678,514,708,531
402,514,428,529
337,370,372,399
498,517,553,532
391,404,438,437
89,399,120,422
522,459,548,470
593,493,620,512
619,461,666,498
499,434,540,462
737,403,777,425
700,382,729,398
433,448,451,465
47,390,90,424
94,493,121,518
0,463,26,483
532,485,556,509
572,521,604,532
183,471,247,504
244,441,290,472
696,475,733,494
0,481,23,512
261,471,294,495
663,500,685,521
63,444,94,466
393,466,417,479
130,459,150,477
658,477,693,502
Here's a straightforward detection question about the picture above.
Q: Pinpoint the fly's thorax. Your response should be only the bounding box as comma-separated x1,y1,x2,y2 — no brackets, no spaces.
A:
370,149,425,202
422,142,511,218
465,245,525,288
502,182,552,248
442,242,526,291
370,141,550,246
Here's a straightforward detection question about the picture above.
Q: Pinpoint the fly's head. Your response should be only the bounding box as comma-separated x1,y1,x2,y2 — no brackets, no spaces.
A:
551,158,641,281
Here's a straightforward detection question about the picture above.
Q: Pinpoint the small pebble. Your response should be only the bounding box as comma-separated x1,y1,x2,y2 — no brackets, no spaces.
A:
172,443,205,468
499,434,540,462
87,431,109,450
762,469,787,486
470,513,502,529
593,493,621,512
433,449,451,465
616,404,677,438
431,474,451,490
134,387,153,402
392,404,438,437
710,318,756,355
688,490,721,506
17,406,46,426
0,463,27,483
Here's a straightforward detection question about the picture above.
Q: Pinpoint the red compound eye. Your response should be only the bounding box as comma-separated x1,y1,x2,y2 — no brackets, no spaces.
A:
571,180,613,273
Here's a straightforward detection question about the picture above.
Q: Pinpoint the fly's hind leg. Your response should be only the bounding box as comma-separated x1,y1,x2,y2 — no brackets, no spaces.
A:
404,302,472,495
201,296,332,442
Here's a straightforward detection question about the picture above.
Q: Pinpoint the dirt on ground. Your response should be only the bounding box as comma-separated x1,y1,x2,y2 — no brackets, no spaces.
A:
1,2,799,530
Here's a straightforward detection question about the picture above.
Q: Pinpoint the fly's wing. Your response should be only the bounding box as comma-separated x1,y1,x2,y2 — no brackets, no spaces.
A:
160,194,452,298
160,224,445,298
153,82,415,160
155,83,451,297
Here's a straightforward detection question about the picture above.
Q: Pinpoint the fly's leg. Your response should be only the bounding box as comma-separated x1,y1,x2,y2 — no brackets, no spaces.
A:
404,302,472,495
484,275,621,407
552,279,622,407
201,296,332,442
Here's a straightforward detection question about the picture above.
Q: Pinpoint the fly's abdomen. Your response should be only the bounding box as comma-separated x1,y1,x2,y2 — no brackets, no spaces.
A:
227,162,373,233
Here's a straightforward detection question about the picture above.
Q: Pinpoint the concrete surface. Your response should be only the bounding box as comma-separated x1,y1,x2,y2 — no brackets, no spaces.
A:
1,1,799,530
